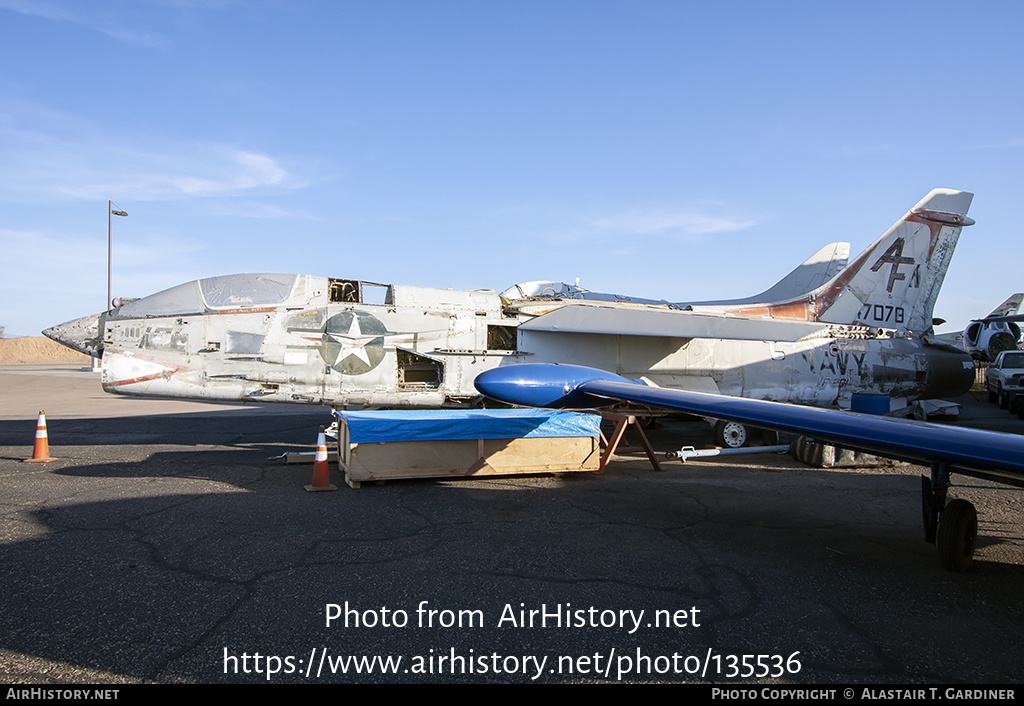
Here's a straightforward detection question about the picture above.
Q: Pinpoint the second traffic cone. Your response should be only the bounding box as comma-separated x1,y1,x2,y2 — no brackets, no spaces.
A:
24,410,56,463
304,426,337,492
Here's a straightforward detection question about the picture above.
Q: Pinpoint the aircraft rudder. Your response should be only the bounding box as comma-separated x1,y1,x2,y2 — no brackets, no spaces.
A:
812,188,974,332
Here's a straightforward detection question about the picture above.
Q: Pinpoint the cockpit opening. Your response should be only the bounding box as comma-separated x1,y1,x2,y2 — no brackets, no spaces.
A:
328,279,390,305
329,279,360,303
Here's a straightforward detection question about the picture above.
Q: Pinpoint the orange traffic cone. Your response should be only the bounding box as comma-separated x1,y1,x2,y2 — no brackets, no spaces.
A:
24,410,56,463
304,426,337,492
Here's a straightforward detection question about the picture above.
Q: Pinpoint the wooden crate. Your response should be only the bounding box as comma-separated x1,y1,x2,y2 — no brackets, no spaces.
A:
335,411,601,488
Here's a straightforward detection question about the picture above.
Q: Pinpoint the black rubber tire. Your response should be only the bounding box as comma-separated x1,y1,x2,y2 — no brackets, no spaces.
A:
937,499,977,572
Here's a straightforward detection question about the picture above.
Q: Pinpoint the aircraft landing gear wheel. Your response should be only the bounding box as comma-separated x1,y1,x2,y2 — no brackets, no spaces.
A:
714,420,748,448
937,499,977,572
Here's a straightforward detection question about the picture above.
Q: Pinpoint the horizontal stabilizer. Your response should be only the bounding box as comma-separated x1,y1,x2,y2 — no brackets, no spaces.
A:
519,303,828,342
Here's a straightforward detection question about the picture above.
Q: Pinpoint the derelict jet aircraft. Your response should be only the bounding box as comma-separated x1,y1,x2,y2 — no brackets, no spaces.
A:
952,293,1023,361
45,189,976,444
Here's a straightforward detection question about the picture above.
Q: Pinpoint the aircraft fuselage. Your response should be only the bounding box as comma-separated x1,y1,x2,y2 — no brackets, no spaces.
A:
62,273,973,411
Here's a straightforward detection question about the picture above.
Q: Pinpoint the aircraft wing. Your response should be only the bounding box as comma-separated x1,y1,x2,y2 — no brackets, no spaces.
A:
518,303,829,342
474,363,1024,482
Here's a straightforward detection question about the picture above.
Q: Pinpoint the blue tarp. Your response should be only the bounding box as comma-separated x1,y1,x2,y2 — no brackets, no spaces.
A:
335,409,601,444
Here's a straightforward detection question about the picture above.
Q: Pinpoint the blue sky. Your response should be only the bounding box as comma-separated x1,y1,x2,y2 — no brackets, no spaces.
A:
1,0,1020,337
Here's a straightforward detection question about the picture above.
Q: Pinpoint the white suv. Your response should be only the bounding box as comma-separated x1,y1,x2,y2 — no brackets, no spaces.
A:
986,350,1024,411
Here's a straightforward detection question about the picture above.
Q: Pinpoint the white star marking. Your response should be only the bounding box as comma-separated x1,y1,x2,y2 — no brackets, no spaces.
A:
324,315,378,366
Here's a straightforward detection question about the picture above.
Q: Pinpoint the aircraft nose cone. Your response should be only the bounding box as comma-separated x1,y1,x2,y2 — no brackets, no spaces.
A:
43,313,104,358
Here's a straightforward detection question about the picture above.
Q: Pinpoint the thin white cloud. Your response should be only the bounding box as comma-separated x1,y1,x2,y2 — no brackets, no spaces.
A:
0,228,105,272
0,98,302,202
0,0,171,49
0,0,73,22
0,227,208,335
0,226,226,333
9,144,297,202
592,209,759,240
208,201,319,220
990,138,1024,149
0,227,207,275
837,143,893,157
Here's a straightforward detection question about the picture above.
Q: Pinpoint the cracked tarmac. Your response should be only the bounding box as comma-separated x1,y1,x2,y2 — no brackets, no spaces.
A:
1,365,1023,683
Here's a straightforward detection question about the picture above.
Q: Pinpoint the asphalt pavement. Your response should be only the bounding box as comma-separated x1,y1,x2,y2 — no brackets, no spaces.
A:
1,365,1022,684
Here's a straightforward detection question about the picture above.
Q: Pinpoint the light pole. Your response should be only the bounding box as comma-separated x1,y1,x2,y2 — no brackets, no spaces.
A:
100,201,128,372
108,201,128,312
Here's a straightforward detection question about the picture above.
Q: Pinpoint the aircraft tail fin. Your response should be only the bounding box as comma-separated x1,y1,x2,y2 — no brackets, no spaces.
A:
986,293,1024,319
719,189,974,333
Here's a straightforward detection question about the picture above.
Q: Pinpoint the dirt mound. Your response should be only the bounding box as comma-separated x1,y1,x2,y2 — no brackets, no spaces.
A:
0,337,91,365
